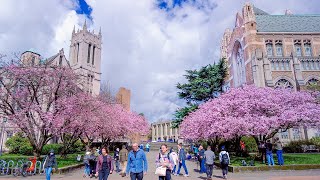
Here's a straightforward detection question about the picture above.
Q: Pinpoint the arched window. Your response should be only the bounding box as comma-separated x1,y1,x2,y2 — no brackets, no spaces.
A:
275,79,294,89
294,40,302,57
275,40,283,57
303,40,312,56
265,40,273,57
235,47,246,86
307,78,319,86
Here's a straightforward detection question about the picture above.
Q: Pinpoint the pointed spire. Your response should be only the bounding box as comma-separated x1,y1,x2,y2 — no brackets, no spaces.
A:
72,25,75,34
83,19,87,31
99,27,102,37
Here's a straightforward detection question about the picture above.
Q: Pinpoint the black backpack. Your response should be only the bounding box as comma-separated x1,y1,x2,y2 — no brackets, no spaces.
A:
221,153,229,165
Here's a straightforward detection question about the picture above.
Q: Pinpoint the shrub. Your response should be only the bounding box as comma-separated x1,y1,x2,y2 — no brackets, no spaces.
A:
241,136,258,152
310,137,320,148
42,144,63,155
5,132,30,154
70,140,85,153
19,144,33,155
283,140,314,153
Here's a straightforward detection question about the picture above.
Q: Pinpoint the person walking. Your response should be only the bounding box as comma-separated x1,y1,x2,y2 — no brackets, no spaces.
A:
114,148,121,173
83,151,92,177
258,141,266,164
126,143,148,180
146,143,150,152
204,146,215,180
219,146,230,179
43,149,58,180
169,148,178,175
119,145,129,177
140,143,144,151
198,145,206,173
155,144,174,180
266,139,275,166
274,137,284,166
95,147,113,180
90,147,99,177
176,143,189,177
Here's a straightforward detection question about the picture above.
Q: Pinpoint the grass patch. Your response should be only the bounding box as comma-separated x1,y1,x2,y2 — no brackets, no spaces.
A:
219,153,320,167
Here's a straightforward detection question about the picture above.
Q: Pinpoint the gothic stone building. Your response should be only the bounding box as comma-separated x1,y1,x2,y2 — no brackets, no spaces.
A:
220,3,320,143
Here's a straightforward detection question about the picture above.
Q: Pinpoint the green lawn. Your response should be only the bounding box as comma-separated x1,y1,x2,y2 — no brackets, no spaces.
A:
0,153,83,168
223,153,320,167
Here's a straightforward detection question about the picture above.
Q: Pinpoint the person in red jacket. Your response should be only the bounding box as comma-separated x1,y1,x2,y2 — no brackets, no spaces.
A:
95,147,114,180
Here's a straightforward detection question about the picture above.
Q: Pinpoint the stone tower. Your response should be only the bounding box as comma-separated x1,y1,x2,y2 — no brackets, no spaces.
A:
69,20,102,95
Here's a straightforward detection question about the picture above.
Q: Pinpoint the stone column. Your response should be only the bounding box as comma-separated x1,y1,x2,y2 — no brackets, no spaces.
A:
160,124,164,141
165,123,168,141
156,124,159,141
152,125,155,141
174,128,178,141
170,123,173,138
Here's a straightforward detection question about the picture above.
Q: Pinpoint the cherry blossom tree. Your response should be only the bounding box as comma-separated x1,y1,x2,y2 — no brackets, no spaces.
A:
0,64,80,158
180,85,320,146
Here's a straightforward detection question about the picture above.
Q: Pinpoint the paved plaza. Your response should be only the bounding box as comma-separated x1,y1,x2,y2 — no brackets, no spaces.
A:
0,151,319,180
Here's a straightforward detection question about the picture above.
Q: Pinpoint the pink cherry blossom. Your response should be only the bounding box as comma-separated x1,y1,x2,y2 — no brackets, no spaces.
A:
180,85,320,141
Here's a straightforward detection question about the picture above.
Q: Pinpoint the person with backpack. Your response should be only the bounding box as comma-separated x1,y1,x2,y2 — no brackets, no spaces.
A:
266,139,275,166
198,145,206,173
126,143,148,180
175,143,189,177
95,147,114,180
83,151,92,177
155,144,174,180
43,149,58,180
219,146,230,179
119,145,129,177
204,146,215,180
114,148,120,173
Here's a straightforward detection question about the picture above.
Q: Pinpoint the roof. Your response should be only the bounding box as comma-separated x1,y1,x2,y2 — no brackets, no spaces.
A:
256,14,320,32
253,6,269,15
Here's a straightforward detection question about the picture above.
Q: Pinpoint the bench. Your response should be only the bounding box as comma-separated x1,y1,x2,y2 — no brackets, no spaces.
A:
302,145,320,153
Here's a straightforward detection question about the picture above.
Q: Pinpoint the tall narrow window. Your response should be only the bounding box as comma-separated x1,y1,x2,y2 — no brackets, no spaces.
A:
275,40,283,56
31,57,35,66
87,44,91,63
92,46,95,65
59,55,62,66
265,40,273,57
76,43,79,62
294,40,302,57
304,40,312,56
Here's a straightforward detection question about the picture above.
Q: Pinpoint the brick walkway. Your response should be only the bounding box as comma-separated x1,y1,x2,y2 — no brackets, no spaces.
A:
0,151,319,179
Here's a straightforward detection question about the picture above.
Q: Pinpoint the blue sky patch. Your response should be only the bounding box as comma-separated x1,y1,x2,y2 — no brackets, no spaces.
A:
75,0,92,20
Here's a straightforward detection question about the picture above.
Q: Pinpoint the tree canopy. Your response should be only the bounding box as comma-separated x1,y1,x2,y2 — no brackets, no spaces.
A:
172,59,227,128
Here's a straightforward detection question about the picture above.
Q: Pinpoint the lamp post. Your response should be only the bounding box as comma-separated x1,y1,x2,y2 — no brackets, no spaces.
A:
0,117,7,156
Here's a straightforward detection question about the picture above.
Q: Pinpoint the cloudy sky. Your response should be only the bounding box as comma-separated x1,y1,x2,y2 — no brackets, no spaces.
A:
1,0,320,122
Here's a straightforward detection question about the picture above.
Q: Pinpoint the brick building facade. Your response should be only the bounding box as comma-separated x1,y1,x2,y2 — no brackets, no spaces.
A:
220,3,320,143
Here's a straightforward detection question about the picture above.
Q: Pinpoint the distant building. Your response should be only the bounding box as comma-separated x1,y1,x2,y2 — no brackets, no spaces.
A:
220,2,320,143
116,87,131,111
151,120,180,142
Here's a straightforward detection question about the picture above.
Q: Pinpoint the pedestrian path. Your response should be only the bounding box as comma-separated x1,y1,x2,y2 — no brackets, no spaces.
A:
0,150,319,179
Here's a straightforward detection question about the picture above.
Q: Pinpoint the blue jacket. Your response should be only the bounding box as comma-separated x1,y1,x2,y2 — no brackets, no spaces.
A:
178,148,186,161
126,149,148,174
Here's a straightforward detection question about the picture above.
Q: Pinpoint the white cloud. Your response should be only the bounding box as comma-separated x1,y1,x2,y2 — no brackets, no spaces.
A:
0,0,79,58
1,0,320,122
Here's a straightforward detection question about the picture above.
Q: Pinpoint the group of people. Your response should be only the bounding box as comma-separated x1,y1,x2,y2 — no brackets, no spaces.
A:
192,145,230,180
83,145,130,180
81,142,233,180
258,137,284,166
139,142,150,152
